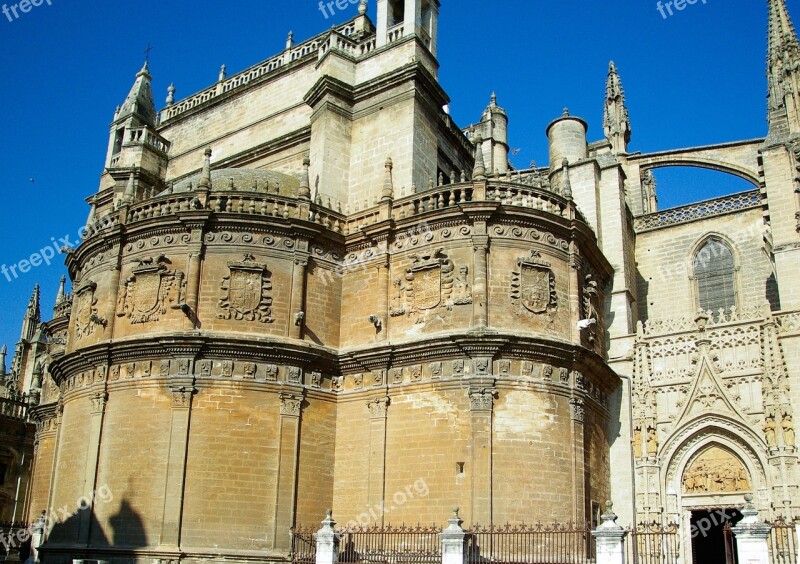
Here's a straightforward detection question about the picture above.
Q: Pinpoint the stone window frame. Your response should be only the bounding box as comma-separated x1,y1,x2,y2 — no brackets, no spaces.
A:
687,233,742,318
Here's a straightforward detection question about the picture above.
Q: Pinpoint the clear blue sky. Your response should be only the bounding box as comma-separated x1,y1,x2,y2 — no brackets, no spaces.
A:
0,0,785,354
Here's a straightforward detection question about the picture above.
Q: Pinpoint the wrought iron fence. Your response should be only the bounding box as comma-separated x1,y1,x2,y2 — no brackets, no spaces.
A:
338,524,442,564
466,522,594,564
291,526,318,564
625,522,679,564
769,517,798,564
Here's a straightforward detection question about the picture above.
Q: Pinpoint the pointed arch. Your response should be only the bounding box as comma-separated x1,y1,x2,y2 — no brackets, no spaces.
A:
688,233,741,316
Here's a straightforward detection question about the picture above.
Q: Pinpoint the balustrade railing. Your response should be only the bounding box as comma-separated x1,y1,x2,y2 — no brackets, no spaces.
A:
633,190,761,232
94,179,578,241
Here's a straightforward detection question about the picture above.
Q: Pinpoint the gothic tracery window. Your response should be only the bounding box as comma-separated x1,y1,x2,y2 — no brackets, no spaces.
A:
693,237,738,315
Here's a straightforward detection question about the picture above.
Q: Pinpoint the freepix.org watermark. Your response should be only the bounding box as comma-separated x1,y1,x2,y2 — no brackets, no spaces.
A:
656,0,707,20
2,0,52,23
1,214,114,283
0,486,114,552
319,0,361,20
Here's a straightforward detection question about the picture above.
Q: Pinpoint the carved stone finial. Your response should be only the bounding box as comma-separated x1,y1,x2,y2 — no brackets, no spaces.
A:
382,157,394,202
166,83,175,106
299,157,311,200
561,158,573,200
286,31,295,50
472,134,486,180
358,0,367,16
218,64,227,82
604,60,631,153
198,148,212,190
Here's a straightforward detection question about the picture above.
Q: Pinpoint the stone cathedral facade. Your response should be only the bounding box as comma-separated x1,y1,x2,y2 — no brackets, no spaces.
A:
3,0,800,562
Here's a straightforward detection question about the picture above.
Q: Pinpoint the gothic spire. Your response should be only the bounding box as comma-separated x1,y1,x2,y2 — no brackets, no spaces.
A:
116,61,158,128
603,61,631,153
55,275,66,307
767,0,800,137
20,285,41,341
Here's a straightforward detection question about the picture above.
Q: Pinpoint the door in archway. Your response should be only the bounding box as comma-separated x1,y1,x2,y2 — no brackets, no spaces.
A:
690,508,742,564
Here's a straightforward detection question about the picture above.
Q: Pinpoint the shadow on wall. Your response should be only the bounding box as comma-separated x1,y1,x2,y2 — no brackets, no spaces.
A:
41,497,148,557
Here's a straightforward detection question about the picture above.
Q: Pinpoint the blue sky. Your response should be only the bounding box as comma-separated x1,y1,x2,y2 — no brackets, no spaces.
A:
0,0,785,355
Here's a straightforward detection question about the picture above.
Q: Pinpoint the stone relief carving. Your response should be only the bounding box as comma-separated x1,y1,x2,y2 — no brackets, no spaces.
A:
265,364,278,381
389,277,407,317
399,249,468,323
117,256,185,324
222,361,233,378
279,393,303,416
469,388,496,412
243,363,256,379
367,397,390,419
74,281,104,340
682,447,751,494
511,250,558,320
430,362,442,379
451,265,473,306
218,254,274,323
391,368,404,384
453,360,464,376
353,373,364,390
782,413,795,447
582,274,600,344
570,397,585,423
311,371,322,388
410,365,422,382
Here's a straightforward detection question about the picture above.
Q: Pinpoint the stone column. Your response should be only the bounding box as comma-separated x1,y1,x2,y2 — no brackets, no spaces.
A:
592,502,626,564
468,386,495,525
273,392,304,550
77,390,108,544
570,397,586,523
471,235,489,330
315,510,341,564
367,397,390,525
159,376,195,548
731,494,772,564
289,255,308,340
440,508,467,564
376,258,389,342
186,250,202,313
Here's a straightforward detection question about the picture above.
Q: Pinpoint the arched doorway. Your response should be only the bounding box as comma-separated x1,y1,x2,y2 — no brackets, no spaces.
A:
681,445,750,564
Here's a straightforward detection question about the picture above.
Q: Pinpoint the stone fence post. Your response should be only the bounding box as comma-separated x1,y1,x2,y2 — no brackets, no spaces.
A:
731,494,772,564
440,507,467,564
592,501,626,564
315,510,341,564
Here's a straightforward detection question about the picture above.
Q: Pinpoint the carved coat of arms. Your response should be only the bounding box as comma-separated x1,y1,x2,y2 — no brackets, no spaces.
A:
74,281,99,340
511,250,558,316
117,256,185,324
218,254,274,323
404,248,455,321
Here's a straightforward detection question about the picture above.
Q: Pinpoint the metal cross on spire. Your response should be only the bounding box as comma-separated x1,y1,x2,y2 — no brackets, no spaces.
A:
144,43,153,63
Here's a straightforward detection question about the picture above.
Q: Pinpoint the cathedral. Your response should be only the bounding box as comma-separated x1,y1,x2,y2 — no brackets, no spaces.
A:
1,0,799,562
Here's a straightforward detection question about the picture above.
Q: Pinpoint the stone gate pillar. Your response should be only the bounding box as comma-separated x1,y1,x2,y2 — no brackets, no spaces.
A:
731,495,772,564
592,502,626,564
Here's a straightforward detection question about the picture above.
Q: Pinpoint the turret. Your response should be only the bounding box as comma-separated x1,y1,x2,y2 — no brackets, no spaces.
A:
604,61,632,154
100,62,169,202
474,93,510,175
546,108,588,191
376,0,439,55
